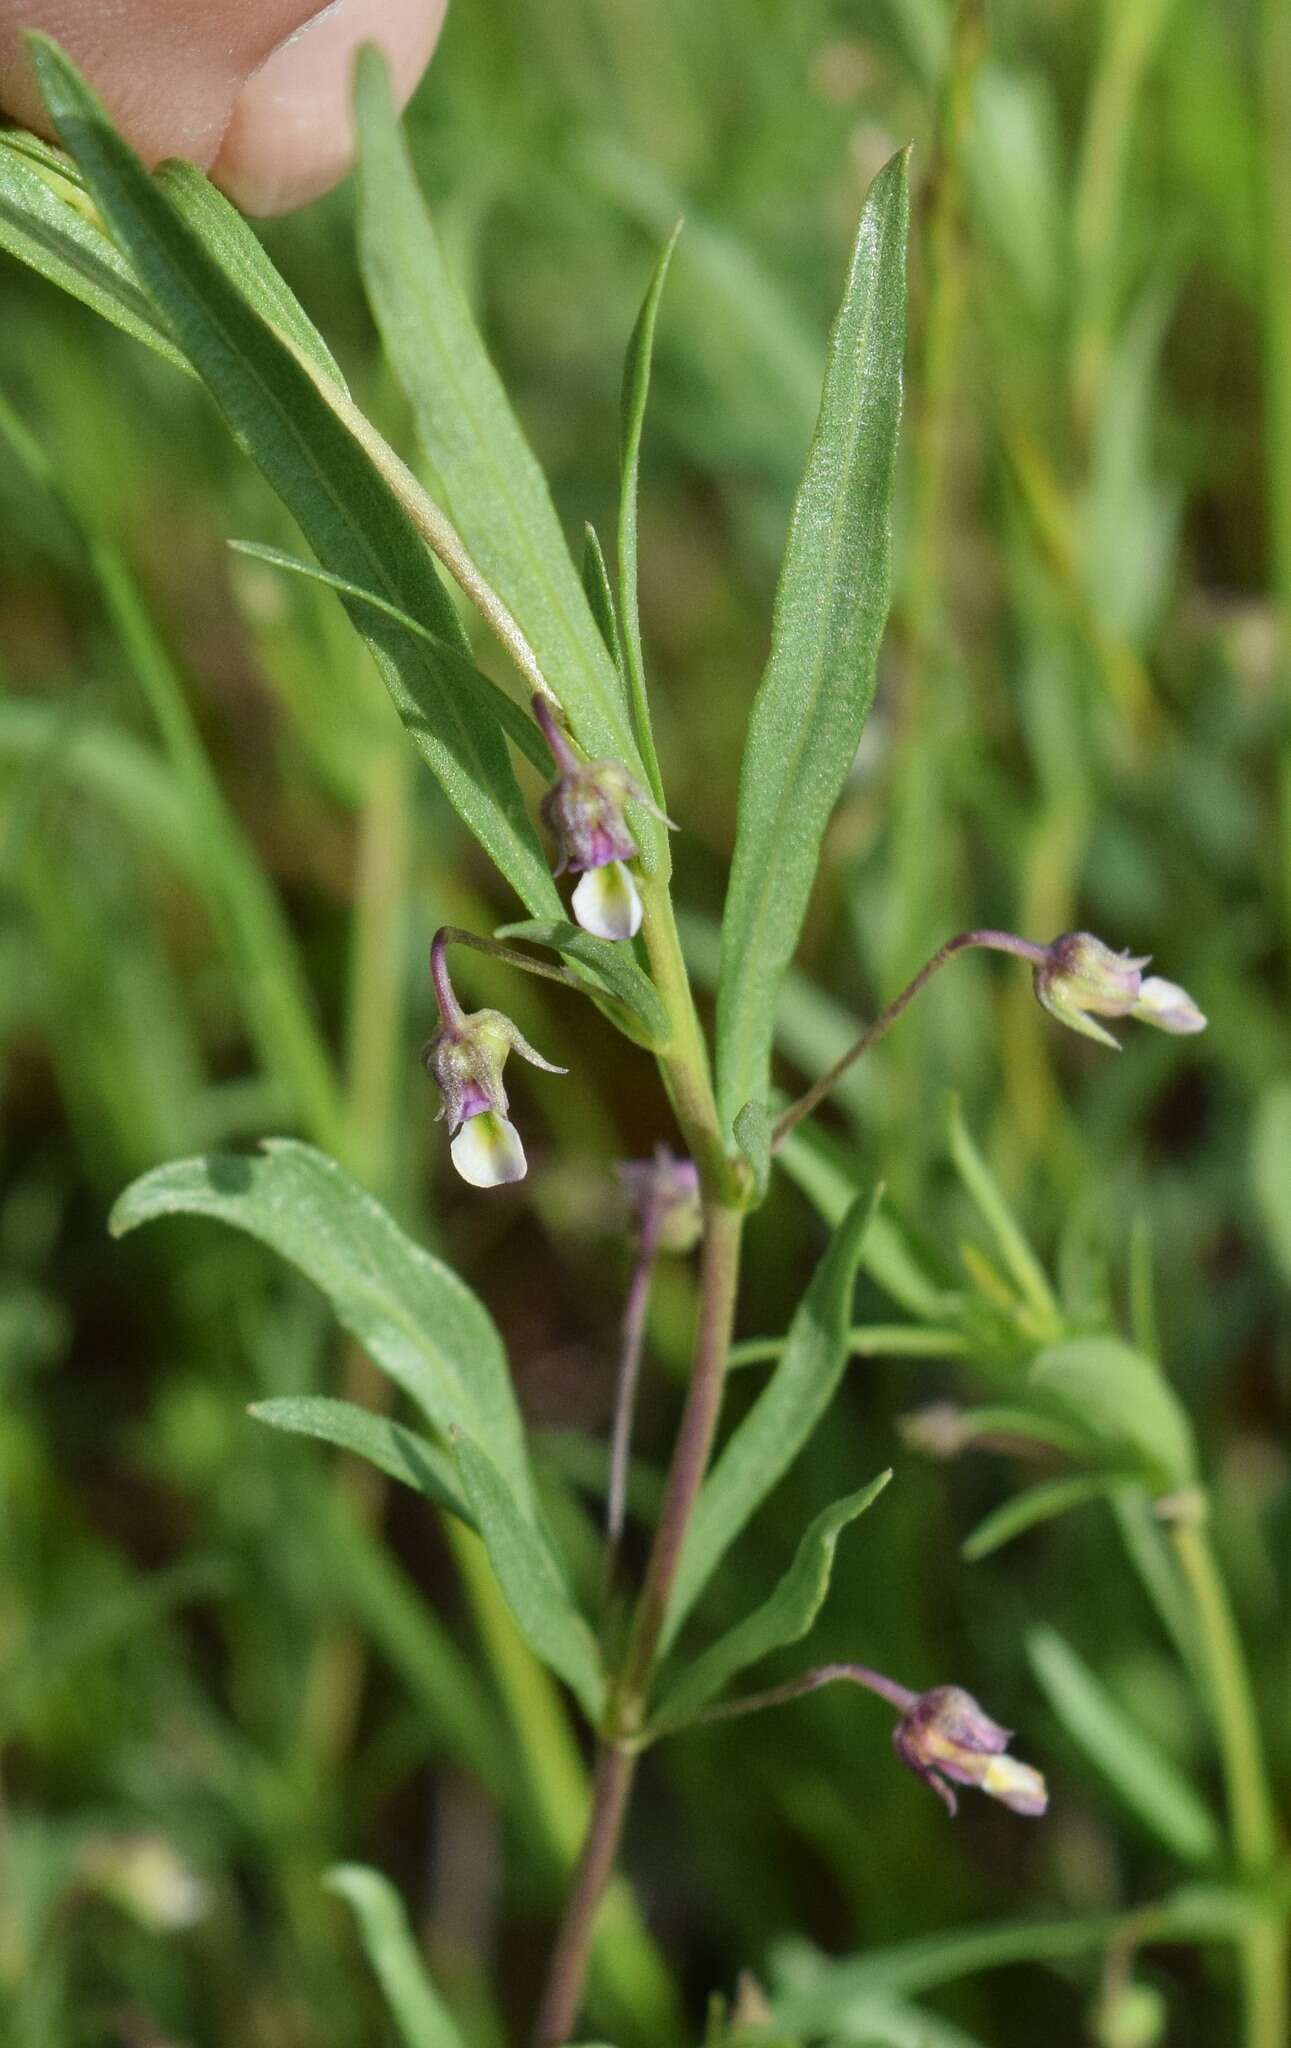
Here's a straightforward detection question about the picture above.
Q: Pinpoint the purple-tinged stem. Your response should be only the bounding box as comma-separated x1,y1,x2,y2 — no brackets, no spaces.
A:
618,1203,744,1708
531,1741,636,2048
772,929,1048,1148
532,691,580,775
431,927,582,1005
429,928,465,1034
531,1202,744,2043
687,1661,918,1731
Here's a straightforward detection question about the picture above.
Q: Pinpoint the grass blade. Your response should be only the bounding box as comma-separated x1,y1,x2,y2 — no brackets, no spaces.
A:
327,1864,467,2048
715,149,909,1133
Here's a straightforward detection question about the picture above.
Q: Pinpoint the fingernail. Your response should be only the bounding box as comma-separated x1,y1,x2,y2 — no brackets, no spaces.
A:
212,0,445,216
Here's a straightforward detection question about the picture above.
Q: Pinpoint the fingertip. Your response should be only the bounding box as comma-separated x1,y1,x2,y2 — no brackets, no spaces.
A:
211,0,446,217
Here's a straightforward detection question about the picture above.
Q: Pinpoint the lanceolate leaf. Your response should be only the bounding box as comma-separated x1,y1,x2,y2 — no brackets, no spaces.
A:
110,1141,534,1516
653,1471,891,1730
715,149,910,1133
227,541,550,772
1027,1337,1196,1491
664,1186,881,1649
961,1474,1132,1562
618,222,682,805
496,917,671,1048
581,522,628,682
0,132,187,370
451,1431,605,1721
353,52,647,806
156,159,346,388
327,1865,467,2048
1028,1625,1221,1865
30,38,559,918
250,1396,474,1528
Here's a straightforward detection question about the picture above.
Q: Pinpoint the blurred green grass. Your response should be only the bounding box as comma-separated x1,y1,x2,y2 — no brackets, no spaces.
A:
1,2,1287,2044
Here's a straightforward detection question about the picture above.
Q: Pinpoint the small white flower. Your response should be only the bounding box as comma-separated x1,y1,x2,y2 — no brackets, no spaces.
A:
450,1111,528,1188
1131,975,1207,1035
572,860,643,941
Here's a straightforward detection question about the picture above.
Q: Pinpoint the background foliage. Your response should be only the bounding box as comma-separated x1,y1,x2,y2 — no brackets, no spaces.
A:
1,1,1287,2044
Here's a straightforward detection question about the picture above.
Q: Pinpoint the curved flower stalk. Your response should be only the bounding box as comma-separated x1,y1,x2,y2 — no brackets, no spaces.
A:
422,931,565,1186
1035,933,1207,1049
533,694,672,941
682,1662,1047,1819
774,926,1207,1148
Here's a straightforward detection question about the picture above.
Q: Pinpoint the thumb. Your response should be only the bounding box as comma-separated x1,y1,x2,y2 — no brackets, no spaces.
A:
0,0,447,215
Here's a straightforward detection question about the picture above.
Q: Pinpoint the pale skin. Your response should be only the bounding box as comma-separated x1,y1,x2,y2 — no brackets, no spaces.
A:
0,0,447,214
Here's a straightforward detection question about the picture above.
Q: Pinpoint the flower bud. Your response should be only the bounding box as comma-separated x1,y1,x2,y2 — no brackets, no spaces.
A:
617,1148,703,1254
533,695,670,942
1033,932,1149,1049
424,934,565,1186
892,1684,1048,1817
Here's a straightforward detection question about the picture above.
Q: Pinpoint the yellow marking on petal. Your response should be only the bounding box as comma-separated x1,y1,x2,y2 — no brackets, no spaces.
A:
450,1112,528,1188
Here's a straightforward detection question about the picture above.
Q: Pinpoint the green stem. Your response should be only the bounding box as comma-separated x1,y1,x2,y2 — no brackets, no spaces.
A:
1171,1519,1286,2048
638,869,731,1194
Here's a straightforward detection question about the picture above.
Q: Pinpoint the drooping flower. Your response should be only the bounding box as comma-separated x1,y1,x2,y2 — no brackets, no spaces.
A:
891,1683,1048,1817
532,694,669,941
1033,932,1149,1049
422,931,565,1187
1033,932,1205,1050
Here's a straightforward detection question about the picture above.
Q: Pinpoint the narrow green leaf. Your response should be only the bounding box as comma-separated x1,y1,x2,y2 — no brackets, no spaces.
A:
581,522,627,680
617,223,682,805
353,51,646,799
665,1186,881,1649
961,1474,1129,1561
1028,1625,1221,1864
250,1396,474,1528
227,540,550,771
496,917,671,1048
715,149,910,1132
451,1431,605,1722
0,132,188,370
733,1099,773,1206
327,1864,466,2048
155,160,345,388
110,1141,534,1516
1027,1337,1196,1490
654,1471,891,1730
31,38,559,917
